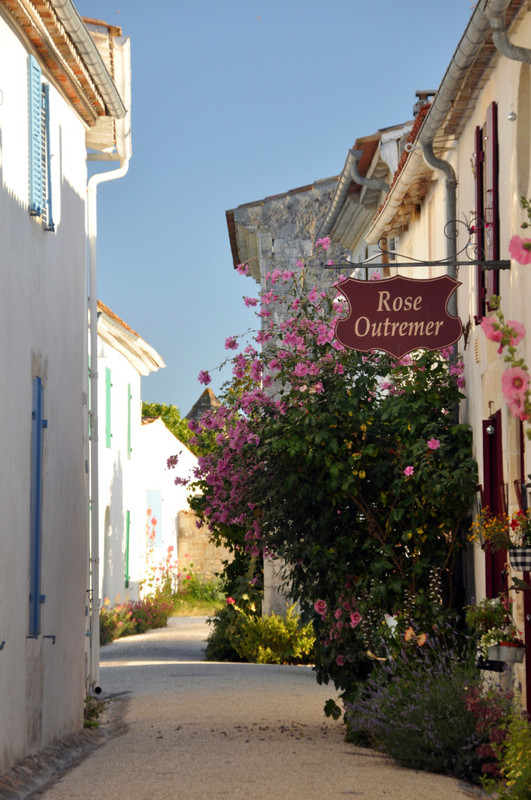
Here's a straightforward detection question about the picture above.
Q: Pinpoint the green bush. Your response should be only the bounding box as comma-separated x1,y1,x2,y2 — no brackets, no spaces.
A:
235,606,315,664
491,710,531,799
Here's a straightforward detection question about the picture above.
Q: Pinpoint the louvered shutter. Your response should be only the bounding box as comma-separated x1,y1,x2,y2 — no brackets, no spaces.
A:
484,102,499,298
474,125,485,322
28,55,43,216
43,83,54,231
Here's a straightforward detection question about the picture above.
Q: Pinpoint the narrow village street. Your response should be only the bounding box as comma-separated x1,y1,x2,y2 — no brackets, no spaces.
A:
30,618,485,800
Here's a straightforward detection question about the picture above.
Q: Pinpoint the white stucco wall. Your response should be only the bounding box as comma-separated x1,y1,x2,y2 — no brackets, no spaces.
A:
138,419,198,577
0,12,88,772
97,341,145,605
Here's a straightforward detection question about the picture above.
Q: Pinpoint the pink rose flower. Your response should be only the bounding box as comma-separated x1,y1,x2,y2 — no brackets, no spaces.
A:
404,466,414,477
335,654,345,666
509,235,531,265
427,438,440,450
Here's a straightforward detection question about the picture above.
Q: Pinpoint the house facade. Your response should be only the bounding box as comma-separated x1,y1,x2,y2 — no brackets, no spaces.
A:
323,0,531,709
96,302,165,607
0,0,127,775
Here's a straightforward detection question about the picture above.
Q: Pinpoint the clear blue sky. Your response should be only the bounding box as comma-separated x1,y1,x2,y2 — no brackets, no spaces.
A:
76,0,474,416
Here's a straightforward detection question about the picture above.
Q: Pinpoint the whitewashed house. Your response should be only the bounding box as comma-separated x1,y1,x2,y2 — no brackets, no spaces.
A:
0,0,128,777
138,418,198,585
96,302,165,607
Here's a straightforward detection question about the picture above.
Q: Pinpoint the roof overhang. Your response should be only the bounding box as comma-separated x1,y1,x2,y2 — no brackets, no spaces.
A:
96,301,165,376
1,0,125,127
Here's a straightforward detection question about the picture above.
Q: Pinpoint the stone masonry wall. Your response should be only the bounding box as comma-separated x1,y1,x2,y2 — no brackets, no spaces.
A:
177,510,232,580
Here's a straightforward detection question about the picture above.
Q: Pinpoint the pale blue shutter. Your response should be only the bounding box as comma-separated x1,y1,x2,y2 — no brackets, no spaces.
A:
28,55,43,217
43,83,54,231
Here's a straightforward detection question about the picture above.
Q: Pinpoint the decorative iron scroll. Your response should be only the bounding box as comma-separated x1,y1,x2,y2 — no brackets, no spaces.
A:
323,217,510,271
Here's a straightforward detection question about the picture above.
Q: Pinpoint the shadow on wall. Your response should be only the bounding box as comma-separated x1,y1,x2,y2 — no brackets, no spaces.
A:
102,456,126,604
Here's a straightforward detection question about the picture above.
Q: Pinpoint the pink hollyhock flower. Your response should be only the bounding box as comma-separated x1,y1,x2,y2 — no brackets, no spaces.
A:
509,234,531,265
350,611,362,628
226,597,235,604
224,336,238,350
314,599,327,616
404,465,414,477
427,438,440,450
198,370,211,385
334,608,342,619
501,366,529,401
307,288,320,304
335,654,345,666
508,394,530,421
506,320,526,347
480,316,502,344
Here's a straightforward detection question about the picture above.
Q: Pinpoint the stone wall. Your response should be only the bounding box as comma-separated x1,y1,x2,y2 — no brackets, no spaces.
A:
177,510,232,580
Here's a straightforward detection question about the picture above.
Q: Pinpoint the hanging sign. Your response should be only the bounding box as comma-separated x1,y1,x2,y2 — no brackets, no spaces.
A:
334,274,462,358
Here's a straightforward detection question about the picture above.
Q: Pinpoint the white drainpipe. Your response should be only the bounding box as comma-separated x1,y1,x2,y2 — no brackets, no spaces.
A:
87,159,129,693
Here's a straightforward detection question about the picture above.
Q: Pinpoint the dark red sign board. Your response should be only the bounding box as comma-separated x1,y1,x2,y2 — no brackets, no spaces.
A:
334,275,462,358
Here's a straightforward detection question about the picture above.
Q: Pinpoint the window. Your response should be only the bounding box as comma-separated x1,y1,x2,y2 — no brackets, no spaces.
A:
29,377,47,636
473,102,499,322
28,55,54,231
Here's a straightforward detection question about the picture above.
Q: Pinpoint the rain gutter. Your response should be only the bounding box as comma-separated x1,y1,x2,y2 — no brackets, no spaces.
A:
317,149,388,240
49,0,126,118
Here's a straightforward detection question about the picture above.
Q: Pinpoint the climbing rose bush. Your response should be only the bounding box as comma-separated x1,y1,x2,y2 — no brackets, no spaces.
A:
175,250,477,691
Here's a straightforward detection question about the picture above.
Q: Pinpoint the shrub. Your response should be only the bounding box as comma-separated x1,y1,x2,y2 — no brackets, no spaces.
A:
345,629,489,783
234,605,315,664
491,709,531,799
99,592,174,645
177,557,224,604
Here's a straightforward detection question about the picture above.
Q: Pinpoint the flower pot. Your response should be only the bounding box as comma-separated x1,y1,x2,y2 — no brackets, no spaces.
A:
488,643,527,663
509,546,531,572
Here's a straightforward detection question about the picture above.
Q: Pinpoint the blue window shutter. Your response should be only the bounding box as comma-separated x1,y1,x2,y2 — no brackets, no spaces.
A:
43,83,54,231
29,377,47,636
125,510,130,588
28,55,43,217
105,367,112,448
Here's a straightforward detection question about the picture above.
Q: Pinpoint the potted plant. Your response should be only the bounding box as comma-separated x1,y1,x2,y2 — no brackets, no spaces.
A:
465,594,527,664
469,507,531,571
507,510,531,572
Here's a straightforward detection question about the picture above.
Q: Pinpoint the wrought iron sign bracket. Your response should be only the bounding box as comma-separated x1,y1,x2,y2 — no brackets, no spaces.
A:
322,218,510,272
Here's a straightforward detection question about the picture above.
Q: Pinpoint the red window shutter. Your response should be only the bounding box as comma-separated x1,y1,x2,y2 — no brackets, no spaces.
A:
474,125,485,322
484,101,499,297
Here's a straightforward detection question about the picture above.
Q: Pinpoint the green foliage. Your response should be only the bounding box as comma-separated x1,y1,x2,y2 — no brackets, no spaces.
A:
177,557,224,604
489,709,531,799
234,605,315,664
142,402,198,453
83,694,110,729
